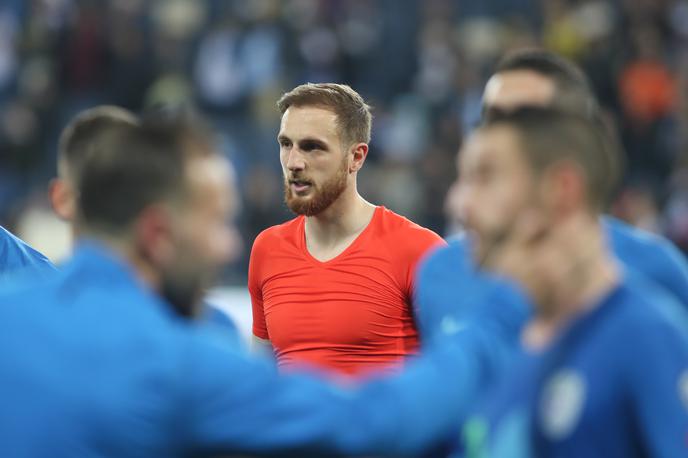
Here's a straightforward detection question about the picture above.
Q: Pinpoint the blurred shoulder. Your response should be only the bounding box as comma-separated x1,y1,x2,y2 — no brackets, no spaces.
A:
604,216,681,256
0,225,55,276
613,277,688,338
418,233,472,275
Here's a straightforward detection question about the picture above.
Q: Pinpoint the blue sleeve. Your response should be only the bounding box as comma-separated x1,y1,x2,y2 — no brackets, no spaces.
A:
647,238,688,309
414,247,447,341
0,227,56,284
627,315,688,457
178,292,530,457
414,237,475,345
201,304,243,350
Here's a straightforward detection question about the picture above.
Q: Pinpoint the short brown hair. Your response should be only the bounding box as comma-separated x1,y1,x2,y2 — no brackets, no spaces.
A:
483,106,621,213
488,49,624,207
77,109,217,235
491,48,598,119
277,83,372,146
58,106,138,184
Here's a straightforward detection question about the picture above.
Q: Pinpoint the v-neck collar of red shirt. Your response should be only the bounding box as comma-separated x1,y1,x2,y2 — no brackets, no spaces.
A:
298,205,382,266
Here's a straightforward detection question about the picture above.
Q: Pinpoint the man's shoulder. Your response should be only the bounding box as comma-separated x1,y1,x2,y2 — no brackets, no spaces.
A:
603,279,688,341
0,225,55,275
0,261,188,358
604,217,680,259
374,207,444,248
603,217,688,303
418,234,471,276
251,217,303,251
577,280,688,391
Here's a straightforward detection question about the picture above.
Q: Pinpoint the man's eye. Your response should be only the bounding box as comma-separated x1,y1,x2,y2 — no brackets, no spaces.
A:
475,167,495,182
301,141,324,151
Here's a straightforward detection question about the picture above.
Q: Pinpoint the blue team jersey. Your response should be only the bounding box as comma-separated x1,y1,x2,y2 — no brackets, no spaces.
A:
458,279,688,457
416,218,688,345
459,350,540,458
0,225,55,282
604,216,688,306
0,241,528,457
202,303,244,349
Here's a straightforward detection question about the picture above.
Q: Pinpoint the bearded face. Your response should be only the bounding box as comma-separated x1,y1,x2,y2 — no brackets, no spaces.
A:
160,155,239,318
456,126,539,267
278,105,355,217
284,152,349,216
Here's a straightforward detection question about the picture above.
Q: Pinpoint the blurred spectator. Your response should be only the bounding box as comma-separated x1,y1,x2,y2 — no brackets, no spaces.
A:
4,0,688,283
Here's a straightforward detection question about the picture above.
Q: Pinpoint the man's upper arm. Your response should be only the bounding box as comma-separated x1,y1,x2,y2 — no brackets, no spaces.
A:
414,250,444,341
404,228,446,297
248,234,269,340
179,333,468,457
413,238,478,345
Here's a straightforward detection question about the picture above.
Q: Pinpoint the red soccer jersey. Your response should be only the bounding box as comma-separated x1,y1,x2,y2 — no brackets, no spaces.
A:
249,206,445,377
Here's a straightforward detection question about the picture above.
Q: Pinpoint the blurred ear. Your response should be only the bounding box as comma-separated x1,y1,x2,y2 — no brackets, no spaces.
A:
541,160,586,218
349,142,369,173
133,205,177,268
49,178,76,222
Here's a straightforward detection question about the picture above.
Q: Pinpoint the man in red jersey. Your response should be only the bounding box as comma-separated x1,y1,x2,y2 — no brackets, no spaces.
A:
249,83,445,377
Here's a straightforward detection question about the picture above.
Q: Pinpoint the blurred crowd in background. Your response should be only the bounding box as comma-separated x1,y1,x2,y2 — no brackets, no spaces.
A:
2,0,688,283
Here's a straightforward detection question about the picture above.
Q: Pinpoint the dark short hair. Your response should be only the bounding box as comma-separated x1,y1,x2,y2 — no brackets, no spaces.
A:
58,106,138,184
277,83,372,146
490,48,598,118
482,106,621,212
76,109,216,235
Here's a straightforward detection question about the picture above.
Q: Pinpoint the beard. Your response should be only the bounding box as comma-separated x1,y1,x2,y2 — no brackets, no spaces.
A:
160,271,205,318
472,224,514,268
159,256,216,318
284,159,349,216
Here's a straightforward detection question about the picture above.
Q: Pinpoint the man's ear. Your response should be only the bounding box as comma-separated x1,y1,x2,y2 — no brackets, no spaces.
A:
541,160,586,218
349,143,369,173
49,178,76,222
133,205,177,268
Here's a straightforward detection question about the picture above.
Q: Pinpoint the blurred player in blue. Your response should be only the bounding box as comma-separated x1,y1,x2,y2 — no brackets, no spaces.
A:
0,111,529,457
454,107,688,457
416,49,688,347
49,105,242,347
0,225,55,282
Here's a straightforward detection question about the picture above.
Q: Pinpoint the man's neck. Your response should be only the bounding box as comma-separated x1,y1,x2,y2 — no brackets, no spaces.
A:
523,215,620,350
77,228,162,294
304,186,376,255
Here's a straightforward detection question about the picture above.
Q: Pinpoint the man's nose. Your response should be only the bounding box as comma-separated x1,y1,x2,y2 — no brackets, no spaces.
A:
455,182,475,229
286,149,306,171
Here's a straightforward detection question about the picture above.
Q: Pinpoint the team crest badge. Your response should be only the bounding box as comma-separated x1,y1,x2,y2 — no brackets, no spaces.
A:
539,369,586,440
679,369,688,411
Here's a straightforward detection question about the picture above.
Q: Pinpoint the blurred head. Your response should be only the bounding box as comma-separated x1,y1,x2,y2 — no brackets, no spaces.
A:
76,111,241,317
482,48,597,117
51,106,138,222
444,50,620,229
276,83,372,216
457,107,616,265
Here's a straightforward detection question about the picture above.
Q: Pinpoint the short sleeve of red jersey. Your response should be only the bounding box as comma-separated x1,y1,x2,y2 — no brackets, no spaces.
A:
248,232,269,340
397,226,446,299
